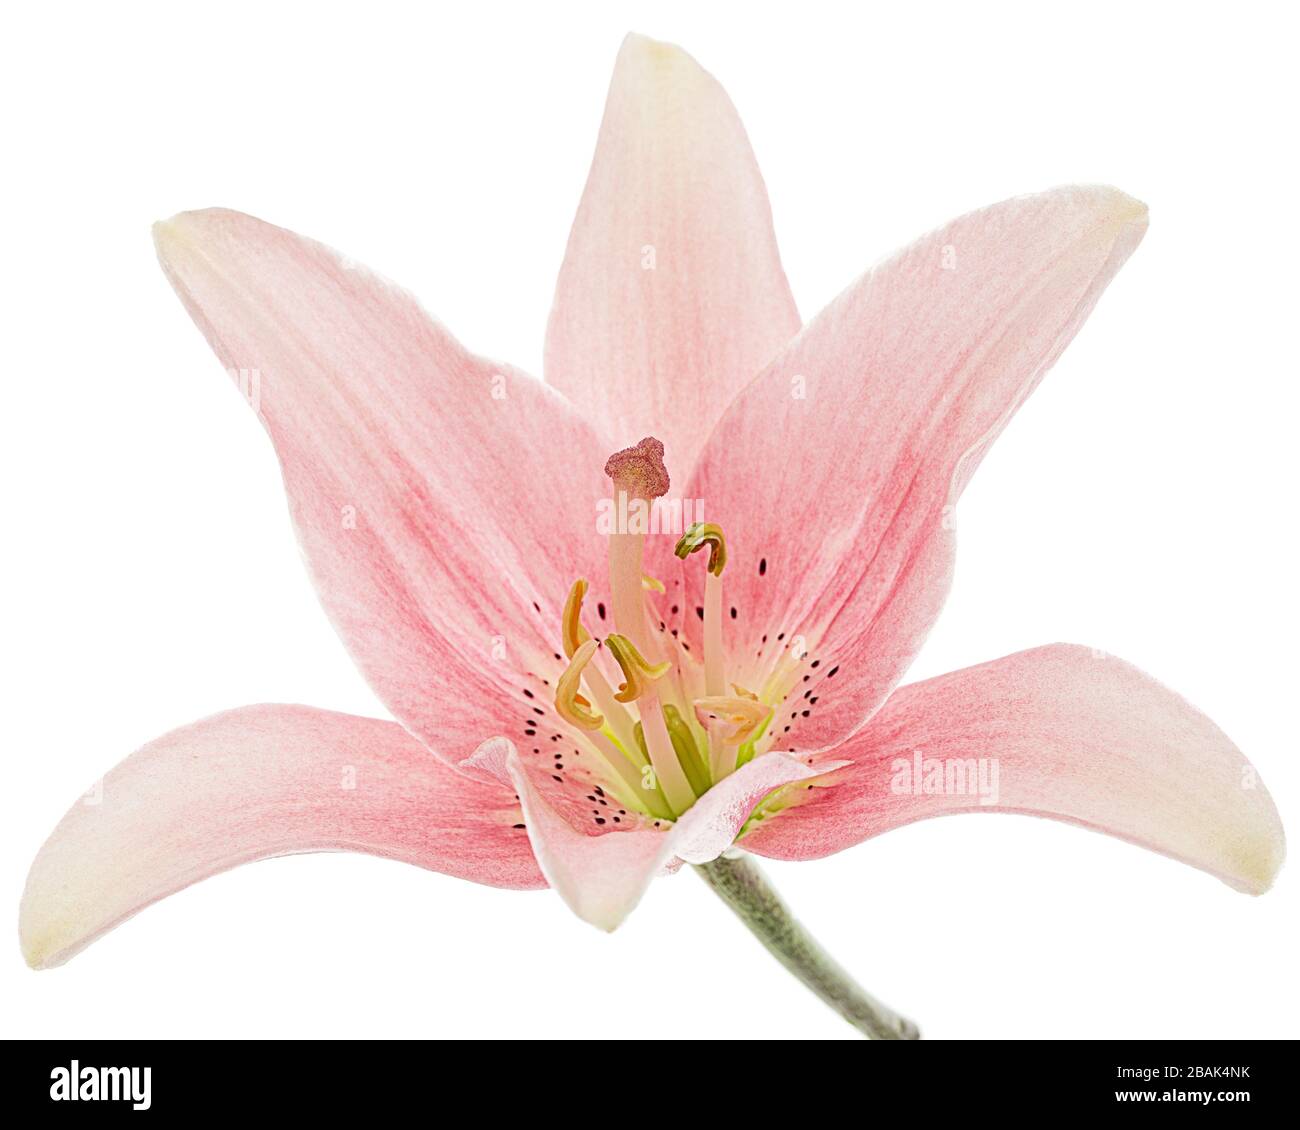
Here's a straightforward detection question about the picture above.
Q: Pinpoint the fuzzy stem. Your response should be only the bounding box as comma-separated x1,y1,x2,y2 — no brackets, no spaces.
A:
695,853,919,1040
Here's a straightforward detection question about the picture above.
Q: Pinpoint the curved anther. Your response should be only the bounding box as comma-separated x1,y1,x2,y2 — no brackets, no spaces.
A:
693,695,770,746
555,638,604,730
561,578,592,660
606,633,672,704
674,522,727,576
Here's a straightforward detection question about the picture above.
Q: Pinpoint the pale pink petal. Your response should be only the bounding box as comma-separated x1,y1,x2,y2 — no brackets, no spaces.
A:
742,646,1285,894
672,187,1148,753
545,34,800,474
154,211,612,766
467,738,835,929
21,706,542,969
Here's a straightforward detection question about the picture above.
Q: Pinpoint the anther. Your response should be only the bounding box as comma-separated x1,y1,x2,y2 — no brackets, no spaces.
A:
676,522,729,695
554,639,604,730
693,695,770,747
606,633,671,703
674,522,727,576
561,578,592,659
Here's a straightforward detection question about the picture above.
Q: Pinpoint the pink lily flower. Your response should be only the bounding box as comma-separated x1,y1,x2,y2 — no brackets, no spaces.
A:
21,34,1283,1038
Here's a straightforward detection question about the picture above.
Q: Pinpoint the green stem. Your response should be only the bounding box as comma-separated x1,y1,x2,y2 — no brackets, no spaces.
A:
695,853,919,1040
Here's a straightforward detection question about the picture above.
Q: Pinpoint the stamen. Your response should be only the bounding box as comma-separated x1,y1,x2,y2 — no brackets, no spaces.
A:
554,636,669,814
561,578,592,659
585,726,671,818
639,692,697,814
694,695,772,781
693,696,770,745
554,639,604,731
675,522,728,696
699,716,735,783
557,575,645,753
702,572,724,696
606,633,671,703
674,522,727,576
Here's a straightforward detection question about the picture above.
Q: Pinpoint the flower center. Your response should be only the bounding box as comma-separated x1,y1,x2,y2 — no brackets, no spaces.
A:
552,437,780,821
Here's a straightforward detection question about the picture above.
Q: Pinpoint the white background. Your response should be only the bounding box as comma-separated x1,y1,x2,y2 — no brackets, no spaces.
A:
3,0,1296,1039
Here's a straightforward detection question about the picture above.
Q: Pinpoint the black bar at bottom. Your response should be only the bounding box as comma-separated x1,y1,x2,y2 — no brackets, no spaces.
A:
4,1038,1293,1115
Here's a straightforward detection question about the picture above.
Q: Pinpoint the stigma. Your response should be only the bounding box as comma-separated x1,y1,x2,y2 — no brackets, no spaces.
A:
603,436,670,501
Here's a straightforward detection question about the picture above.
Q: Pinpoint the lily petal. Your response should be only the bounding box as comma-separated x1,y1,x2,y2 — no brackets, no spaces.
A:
154,210,611,766
466,738,836,930
742,646,1285,895
679,186,1148,753
21,706,543,969
545,34,800,473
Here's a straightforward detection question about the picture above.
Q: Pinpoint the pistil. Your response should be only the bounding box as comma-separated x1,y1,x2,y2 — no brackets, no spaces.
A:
603,437,670,660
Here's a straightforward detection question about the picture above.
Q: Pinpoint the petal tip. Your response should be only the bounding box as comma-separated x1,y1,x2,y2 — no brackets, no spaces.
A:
20,939,46,971
1091,185,1149,241
151,210,210,260
1113,194,1149,242
620,31,687,62
615,32,706,87
22,947,58,972
1042,185,1148,247
1101,186,1148,221
152,208,253,257
18,913,65,971
151,215,183,254
1229,825,1286,896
